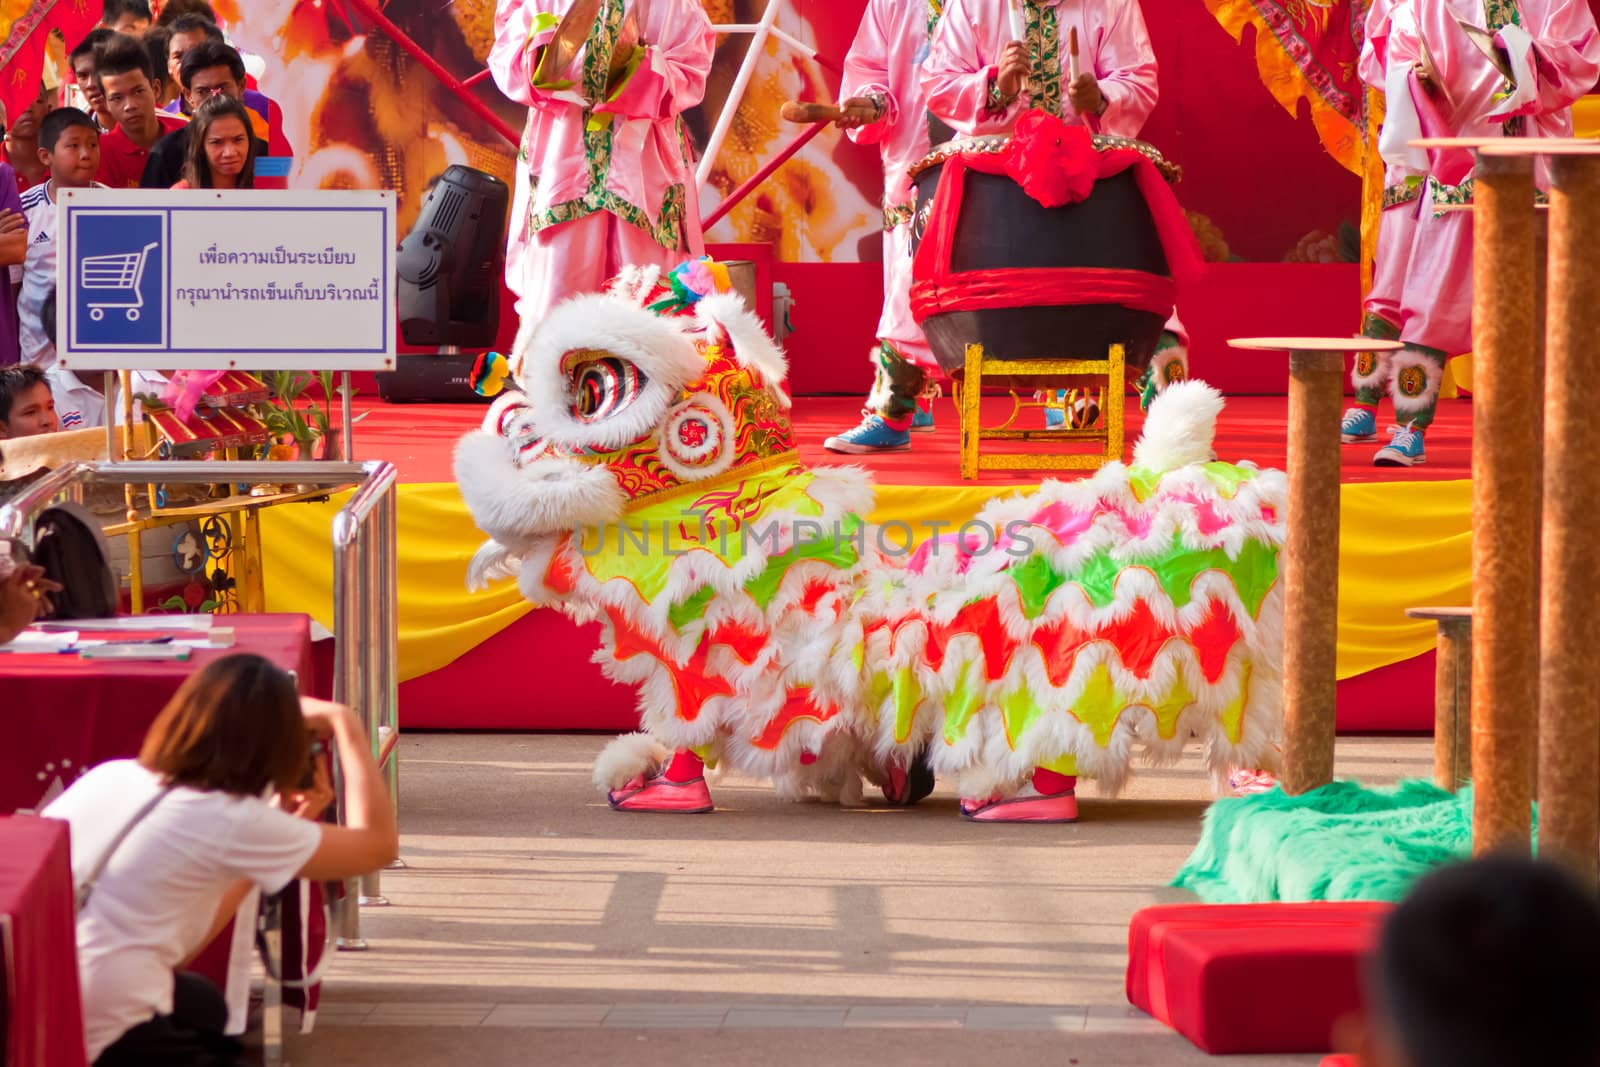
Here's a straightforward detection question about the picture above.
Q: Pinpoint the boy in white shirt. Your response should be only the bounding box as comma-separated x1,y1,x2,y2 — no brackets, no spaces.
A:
20,108,109,430
20,108,164,429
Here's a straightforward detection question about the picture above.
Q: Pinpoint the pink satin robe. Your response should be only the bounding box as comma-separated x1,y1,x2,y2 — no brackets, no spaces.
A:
489,0,715,320
1384,0,1598,354
921,0,1158,140
842,0,940,369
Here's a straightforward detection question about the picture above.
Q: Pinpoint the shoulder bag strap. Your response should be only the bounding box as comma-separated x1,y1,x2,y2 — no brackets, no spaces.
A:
75,786,172,913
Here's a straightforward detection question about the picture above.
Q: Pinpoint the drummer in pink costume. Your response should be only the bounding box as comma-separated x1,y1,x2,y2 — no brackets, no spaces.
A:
489,1,715,323
823,0,947,456
1345,0,1598,467
922,0,1191,428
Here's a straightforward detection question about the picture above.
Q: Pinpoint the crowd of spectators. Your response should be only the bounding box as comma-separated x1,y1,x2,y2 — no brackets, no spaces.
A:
0,0,283,436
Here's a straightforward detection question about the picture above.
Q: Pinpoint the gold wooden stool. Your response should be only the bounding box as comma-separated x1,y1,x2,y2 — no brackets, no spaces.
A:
954,342,1126,480
1405,606,1472,792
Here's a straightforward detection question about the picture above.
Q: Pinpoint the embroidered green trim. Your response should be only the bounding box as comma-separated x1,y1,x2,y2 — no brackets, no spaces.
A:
1383,181,1423,209
1024,0,1063,117
1361,312,1401,342
882,199,916,232
1483,0,1521,31
1429,176,1474,213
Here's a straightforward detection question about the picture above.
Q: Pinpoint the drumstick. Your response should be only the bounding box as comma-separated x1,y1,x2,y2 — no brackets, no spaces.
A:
780,100,877,125
1070,27,1102,133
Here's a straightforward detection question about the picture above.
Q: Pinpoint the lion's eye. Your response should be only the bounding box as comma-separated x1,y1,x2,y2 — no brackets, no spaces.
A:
571,358,647,423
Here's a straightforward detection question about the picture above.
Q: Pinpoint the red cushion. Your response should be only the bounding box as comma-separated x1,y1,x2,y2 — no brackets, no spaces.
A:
1321,1056,1364,1067
1126,903,1390,1055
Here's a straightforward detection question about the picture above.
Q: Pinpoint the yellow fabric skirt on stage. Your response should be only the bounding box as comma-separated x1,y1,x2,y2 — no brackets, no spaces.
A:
260,478,1471,685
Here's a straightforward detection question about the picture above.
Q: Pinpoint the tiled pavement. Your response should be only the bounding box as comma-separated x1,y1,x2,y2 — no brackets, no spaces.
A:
288,733,1432,1065
313,1000,1163,1032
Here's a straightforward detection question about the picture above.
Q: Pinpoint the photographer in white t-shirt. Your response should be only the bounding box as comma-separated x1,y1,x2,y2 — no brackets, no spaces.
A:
44,653,399,1065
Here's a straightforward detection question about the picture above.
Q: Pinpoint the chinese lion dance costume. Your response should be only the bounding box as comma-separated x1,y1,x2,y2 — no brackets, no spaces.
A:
456,258,1285,822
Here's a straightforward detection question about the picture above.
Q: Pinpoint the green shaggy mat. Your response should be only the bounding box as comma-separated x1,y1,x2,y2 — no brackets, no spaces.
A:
1173,780,1537,903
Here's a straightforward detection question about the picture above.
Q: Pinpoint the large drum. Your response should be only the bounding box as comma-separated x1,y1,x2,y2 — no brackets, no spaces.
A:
909,133,1183,377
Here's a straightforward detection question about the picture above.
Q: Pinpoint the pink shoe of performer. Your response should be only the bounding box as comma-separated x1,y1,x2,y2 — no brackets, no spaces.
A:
607,772,714,814
1229,769,1278,796
959,782,1078,823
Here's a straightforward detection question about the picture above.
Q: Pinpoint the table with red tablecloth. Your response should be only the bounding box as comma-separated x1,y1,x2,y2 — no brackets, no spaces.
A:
0,614,315,814
0,614,327,1042
0,815,87,1067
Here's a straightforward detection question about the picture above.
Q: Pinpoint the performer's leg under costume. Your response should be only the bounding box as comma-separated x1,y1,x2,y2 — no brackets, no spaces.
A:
1345,196,1416,442
824,222,937,453
1047,313,1190,429
1139,314,1191,408
1376,200,1467,465
866,341,931,426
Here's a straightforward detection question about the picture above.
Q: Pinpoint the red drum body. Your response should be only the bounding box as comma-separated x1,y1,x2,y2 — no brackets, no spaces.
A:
909,134,1182,376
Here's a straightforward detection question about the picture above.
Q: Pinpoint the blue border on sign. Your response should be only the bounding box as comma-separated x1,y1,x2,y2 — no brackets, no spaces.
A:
63,204,392,356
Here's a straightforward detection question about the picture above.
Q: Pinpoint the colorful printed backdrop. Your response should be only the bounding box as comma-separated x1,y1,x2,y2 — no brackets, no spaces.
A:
212,0,1361,267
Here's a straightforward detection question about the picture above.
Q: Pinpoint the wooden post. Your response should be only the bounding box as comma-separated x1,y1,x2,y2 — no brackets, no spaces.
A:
1469,150,1540,855
1281,349,1344,794
1229,337,1402,793
1535,147,1600,882
1406,608,1472,791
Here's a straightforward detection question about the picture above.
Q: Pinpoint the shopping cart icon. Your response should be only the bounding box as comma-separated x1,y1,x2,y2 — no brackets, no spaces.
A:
81,241,160,322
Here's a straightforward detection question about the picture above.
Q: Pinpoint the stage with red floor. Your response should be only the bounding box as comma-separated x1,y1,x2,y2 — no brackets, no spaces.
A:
351,393,1472,485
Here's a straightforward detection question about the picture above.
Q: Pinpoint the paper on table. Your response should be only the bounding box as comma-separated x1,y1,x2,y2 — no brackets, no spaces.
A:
78,644,192,661
0,630,79,652
32,615,215,633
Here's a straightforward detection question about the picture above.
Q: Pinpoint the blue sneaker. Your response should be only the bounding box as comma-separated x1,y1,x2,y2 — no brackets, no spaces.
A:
1045,389,1066,429
1373,423,1425,467
824,411,912,454
911,402,935,432
1044,389,1098,429
1340,407,1378,443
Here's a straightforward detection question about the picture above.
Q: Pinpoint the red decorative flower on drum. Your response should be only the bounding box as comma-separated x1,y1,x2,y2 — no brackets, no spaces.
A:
1003,110,1099,209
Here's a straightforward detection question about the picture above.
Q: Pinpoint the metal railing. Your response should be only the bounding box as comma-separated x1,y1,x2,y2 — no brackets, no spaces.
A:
0,460,400,951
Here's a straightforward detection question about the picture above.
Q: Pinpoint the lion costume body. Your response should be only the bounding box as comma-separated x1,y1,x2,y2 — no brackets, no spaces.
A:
455,259,1285,820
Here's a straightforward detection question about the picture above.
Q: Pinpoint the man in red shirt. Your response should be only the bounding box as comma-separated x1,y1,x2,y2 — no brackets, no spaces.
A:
93,33,186,189
3,83,51,192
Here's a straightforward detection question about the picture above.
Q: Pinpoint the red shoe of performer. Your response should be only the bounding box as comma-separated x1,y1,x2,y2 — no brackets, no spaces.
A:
959,783,1078,823
607,772,714,814
881,761,911,805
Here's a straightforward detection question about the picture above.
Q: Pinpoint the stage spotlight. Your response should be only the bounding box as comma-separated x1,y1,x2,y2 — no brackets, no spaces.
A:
397,164,509,349
384,165,510,402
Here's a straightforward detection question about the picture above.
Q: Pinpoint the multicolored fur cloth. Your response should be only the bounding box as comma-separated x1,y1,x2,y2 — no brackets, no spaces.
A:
455,258,1286,811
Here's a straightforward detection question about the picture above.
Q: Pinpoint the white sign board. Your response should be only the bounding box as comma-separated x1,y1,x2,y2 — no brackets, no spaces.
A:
56,188,396,371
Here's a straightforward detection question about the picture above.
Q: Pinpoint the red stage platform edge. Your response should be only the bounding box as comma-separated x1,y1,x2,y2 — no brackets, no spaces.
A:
1126,902,1388,1055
